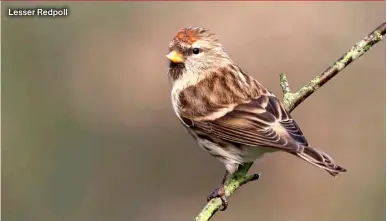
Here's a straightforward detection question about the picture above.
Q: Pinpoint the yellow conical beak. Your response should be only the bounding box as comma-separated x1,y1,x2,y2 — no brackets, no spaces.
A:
166,51,184,63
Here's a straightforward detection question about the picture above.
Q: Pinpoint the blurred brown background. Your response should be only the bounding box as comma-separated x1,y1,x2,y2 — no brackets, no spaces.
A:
2,2,386,221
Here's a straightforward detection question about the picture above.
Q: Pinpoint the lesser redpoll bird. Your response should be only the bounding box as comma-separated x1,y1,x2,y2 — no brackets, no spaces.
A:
166,27,346,210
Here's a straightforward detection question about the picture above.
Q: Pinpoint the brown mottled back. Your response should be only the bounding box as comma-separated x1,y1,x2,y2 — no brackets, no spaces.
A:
178,64,264,120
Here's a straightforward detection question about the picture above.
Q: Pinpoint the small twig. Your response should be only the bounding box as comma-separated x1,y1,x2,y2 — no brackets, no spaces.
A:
194,21,386,221
279,73,295,109
280,72,291,94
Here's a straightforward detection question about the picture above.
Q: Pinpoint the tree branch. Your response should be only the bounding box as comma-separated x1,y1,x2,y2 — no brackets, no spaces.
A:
194,21,386,221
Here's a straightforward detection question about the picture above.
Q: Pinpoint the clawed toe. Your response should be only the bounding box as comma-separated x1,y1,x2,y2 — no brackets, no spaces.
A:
218,196,228,211
207,186,228,211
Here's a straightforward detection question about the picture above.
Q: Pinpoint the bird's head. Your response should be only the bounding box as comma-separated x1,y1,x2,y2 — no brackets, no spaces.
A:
166,27,232,83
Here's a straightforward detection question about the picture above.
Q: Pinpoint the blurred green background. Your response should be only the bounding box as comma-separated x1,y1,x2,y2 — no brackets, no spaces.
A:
2,2,386,221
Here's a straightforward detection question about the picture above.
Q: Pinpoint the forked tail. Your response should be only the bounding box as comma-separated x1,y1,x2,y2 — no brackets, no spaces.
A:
295,146,347,176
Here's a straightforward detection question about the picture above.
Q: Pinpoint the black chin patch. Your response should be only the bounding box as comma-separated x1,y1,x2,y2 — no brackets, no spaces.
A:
169,61,177,68
168,62,185,81
169,61,184,68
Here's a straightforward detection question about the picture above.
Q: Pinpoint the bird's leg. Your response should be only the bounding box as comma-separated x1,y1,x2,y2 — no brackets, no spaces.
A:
207,164,261,211
207,171,230,211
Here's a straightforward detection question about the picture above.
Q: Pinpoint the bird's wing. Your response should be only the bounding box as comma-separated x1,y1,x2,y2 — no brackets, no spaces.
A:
182,92,309,152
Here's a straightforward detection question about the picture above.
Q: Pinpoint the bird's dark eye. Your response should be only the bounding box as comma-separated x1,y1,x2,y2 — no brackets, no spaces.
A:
192,48,200,54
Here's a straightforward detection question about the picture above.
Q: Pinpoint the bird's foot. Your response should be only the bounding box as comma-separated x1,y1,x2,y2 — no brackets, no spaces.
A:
207,186,228,211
